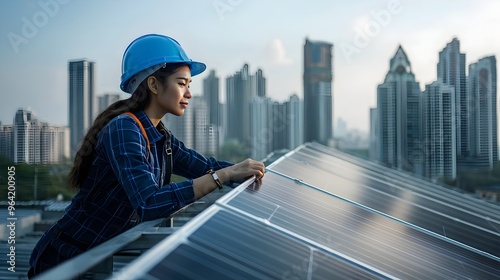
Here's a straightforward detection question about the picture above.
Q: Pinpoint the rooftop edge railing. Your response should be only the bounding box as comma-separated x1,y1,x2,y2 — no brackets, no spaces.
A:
33,216,179,280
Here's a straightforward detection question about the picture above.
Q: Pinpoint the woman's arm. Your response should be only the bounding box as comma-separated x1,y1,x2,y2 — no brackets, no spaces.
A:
170,134,265,199
191,159,265,200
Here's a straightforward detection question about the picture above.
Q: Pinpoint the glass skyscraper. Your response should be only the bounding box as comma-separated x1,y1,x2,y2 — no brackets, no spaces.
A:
468,56,498,168
68,59,95,155
226,64,266,145
377,46,423,175
303,38,333,145
437,38,468,157
423,82,457,179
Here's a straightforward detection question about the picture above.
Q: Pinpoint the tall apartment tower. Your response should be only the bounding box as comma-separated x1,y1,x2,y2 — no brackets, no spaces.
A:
226,64,266,145
271,101,287,152
68,59,95,155
192,96,218,156
468,56,498,168
12,109,68,164
377,46,423,175
98,93,120,115
250,96,272,160
41,124,70,163
0,122,13,161
369,108,378,161
303,38,333,145
285,94,303,150
423,82,457,179
203,70,221,155
255,69,266,98
203,70,220,127
164,109,194,149
13,109,40,164
164,97,217,156
437,38,468,157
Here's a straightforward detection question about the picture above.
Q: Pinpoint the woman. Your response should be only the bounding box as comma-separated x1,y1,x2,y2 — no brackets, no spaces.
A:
28,34,265,278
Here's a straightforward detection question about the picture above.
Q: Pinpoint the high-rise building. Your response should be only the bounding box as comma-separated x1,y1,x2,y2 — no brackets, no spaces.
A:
255,69,266,98
0,122,13,161
250,96,272,160
226,64,266,145
203,70,221,155
164,109,194,150
12,109,69,164
69,59,95,155
164,96,217,156
192,96,217,156
13,109,40,164
285,94,303,150
437,38,468,157
423,81,456,180
250,94,304,159
226,64,251,144
303,38,333,145
98,93,120,114
203,70,220,127
369,108,378,161
335,118,348,139
376,46,423,175
219,102,226,147
41,124,70,164
468,56,498,168
271,101,287,152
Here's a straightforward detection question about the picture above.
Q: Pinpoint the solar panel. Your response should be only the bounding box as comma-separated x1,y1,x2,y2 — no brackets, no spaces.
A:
112,144,500,280
145,209,386,280
268,144,500,257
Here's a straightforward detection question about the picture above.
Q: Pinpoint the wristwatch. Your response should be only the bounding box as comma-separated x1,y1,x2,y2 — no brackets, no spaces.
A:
207,169,223,190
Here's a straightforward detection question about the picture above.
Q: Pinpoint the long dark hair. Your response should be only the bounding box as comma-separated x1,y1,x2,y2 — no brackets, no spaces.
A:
68,63,186,189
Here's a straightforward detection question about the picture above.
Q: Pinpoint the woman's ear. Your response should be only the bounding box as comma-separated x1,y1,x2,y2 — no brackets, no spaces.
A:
147,76,159,95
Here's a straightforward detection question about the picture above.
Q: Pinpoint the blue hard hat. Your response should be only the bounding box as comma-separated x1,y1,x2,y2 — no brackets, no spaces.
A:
120,34,206,93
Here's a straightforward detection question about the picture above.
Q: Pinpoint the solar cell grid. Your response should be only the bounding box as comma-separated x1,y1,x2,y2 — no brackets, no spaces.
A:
269,148,500,257
144,209,387,280
225,172,500,279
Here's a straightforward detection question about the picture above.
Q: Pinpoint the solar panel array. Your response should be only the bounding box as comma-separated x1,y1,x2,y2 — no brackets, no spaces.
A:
113,143,500,280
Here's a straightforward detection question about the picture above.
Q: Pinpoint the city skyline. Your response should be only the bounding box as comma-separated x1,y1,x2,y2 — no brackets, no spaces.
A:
1,1,499,133
0,108,69,164
372,37,498,181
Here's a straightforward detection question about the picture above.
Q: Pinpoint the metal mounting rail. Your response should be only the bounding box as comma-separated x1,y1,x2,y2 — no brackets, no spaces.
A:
33,218,177,280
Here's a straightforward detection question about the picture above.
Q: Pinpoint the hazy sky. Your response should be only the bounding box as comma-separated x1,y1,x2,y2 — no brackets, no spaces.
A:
1,0,499,133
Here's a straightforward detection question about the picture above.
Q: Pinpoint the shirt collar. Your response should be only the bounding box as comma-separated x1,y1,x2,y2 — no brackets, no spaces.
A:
134,110,165,143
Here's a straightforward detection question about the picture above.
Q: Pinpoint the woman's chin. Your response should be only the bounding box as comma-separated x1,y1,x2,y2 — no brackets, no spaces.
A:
172,110,184,117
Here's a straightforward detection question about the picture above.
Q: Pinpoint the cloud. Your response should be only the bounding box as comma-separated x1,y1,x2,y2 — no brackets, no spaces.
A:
267,38,293,66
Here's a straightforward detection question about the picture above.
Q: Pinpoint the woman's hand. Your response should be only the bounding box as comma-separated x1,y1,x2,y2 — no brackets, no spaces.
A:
223,158,265,183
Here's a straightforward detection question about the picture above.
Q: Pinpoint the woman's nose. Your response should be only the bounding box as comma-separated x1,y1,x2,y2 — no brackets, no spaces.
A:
184,88,192,99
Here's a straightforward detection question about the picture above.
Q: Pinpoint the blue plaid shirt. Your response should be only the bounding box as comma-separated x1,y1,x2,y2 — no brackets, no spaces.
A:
30,110,232,267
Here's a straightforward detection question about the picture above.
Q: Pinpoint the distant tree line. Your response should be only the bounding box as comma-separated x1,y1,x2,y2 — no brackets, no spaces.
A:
0,156,75,201
441,163,500,193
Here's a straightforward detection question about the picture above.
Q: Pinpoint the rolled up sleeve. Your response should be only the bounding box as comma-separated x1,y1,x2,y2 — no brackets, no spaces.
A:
171,135,233,179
